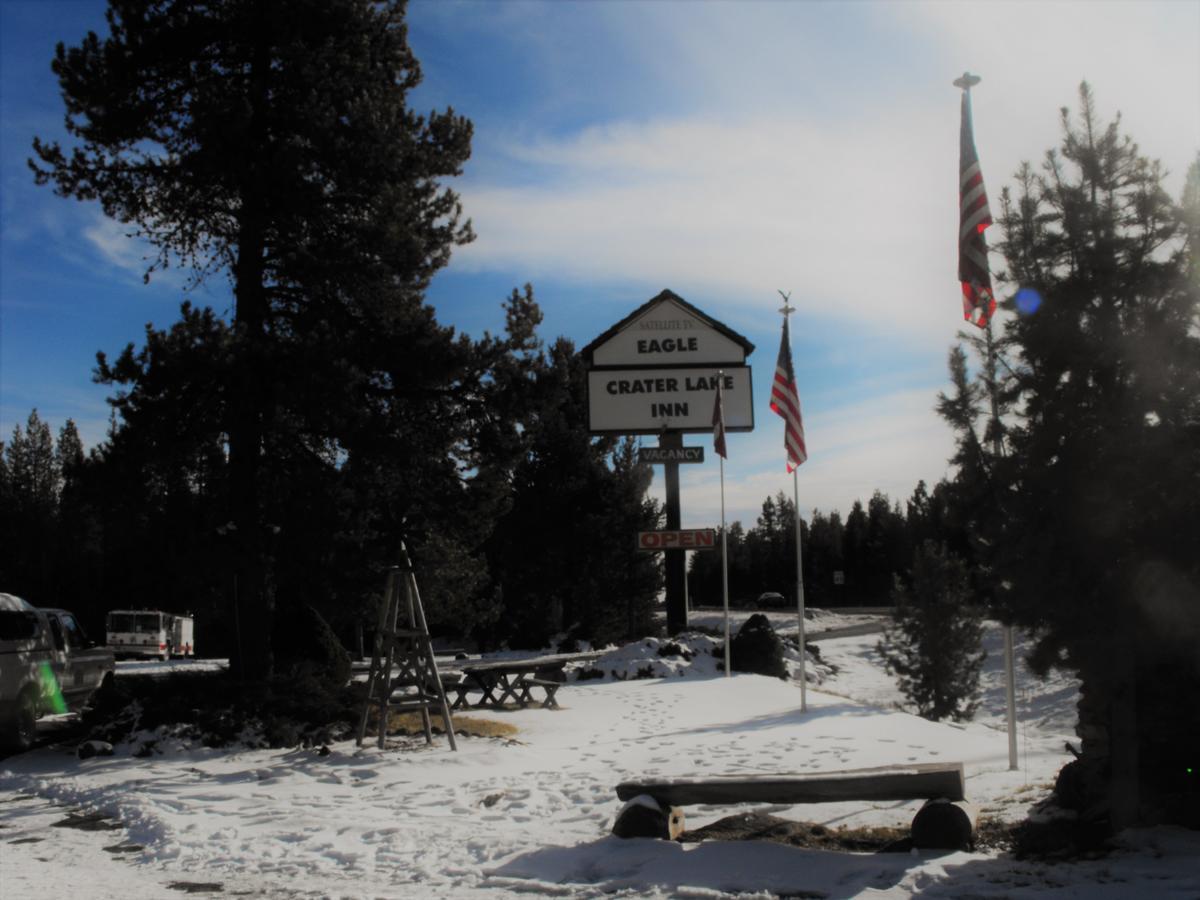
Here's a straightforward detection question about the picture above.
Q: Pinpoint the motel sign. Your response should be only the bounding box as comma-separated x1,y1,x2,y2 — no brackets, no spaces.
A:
636,529,717,551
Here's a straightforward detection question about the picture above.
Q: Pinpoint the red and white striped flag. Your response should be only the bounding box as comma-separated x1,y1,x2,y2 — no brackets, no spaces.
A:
712,375,727,459
958,87,995,328
770,318,807,471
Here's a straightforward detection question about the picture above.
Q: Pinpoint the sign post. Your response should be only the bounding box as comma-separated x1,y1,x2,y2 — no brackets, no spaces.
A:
582,290,755,634
661,432,686,633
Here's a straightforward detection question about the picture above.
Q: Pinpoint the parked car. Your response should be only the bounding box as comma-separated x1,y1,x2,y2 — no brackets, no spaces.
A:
0,593,115,752
756,592,788,608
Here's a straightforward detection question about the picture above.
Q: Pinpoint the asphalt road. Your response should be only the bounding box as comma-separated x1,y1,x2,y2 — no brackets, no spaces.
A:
806,621,889,642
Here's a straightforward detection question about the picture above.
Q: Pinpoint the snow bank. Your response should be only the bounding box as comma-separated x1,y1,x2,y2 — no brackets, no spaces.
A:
5,623,1197,898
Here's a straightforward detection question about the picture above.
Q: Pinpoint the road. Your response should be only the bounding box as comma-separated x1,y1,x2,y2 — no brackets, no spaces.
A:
806,620,889,642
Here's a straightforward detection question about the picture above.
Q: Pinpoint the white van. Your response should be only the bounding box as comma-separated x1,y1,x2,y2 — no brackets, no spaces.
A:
1,593,115,752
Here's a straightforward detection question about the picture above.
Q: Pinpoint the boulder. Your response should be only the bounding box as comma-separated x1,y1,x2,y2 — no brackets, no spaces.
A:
611,794,685,840
76,740,114,760
910,798,979,850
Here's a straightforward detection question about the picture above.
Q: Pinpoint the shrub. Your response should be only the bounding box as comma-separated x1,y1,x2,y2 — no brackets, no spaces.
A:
877,541,985,722
730,614,788,679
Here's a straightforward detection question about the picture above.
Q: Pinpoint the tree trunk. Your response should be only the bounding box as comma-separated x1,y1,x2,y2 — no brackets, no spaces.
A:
1108,646,1139,830
227,11,274,683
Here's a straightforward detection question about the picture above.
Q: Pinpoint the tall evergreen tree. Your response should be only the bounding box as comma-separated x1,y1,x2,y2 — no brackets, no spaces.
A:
485,337,661,648
992,85,1200,828
0,410,61,599
32,1,474,679
841,500,869,604
805,509,845,606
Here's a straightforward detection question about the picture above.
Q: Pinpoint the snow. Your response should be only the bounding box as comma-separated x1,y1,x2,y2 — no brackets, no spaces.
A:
4,619,1199,898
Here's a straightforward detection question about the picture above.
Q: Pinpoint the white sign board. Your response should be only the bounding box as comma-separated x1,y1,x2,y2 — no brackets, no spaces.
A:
590,296,747,367
588,366,753,435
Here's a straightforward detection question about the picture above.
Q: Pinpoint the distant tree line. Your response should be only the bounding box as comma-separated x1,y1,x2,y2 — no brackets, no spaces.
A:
688,480,960,609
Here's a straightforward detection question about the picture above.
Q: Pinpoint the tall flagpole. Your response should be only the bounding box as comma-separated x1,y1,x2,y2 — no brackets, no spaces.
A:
956,71,1018,771
716,370,731,678
779,293,807,712
988,320,1019,771
720,448,730,678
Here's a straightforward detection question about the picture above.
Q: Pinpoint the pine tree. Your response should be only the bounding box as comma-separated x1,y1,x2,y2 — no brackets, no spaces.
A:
805,509,845,606
484,337,661,649
878,541,985,722
841,500,869,604
992,85,1200,827
0,411,62,599
32,1,474,680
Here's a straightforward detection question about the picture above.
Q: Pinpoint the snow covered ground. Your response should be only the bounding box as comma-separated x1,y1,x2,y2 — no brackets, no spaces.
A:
3,619,1199,898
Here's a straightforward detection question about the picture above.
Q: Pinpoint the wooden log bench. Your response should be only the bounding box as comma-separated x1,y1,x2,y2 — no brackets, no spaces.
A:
617,762,965,806
614,763,977,849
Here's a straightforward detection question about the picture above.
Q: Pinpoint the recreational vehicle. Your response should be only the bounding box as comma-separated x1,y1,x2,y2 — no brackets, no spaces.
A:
106,609,195,660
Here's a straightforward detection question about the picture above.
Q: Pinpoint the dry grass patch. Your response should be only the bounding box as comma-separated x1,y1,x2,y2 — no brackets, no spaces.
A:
384,711,518,739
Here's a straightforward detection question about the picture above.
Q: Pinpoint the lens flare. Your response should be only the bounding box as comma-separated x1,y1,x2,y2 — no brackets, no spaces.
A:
1015,288,1043,315
38,661,68,714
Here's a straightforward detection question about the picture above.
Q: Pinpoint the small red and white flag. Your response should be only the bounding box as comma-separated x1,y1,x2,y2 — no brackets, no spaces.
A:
712,375,727,459
770,318,807,472
958,86,996,328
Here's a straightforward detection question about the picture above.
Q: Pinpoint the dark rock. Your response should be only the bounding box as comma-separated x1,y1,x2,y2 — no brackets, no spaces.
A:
611,795,685,839
910,799,978,850
76,740,114,760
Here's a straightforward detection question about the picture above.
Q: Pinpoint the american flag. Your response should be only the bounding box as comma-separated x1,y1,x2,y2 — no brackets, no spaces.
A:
712,375,727,459
958,88,995,328
770,318,807,471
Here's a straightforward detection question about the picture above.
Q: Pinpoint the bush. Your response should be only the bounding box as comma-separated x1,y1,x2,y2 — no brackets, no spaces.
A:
730,614,788,680
877,541,985,722
657,641,693,661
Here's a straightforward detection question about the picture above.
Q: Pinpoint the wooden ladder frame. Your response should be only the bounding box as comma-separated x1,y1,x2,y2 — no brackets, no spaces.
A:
356,543,457,750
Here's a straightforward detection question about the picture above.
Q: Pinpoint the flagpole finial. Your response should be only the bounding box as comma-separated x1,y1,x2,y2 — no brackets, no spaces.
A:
777,290,795,318
953,72,981,91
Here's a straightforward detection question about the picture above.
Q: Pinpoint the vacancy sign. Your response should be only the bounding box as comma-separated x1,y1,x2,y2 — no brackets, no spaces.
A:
582,290,756,436
637,529,717,551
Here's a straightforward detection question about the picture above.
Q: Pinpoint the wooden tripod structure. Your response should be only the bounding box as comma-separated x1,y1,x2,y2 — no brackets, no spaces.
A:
356,543,457,750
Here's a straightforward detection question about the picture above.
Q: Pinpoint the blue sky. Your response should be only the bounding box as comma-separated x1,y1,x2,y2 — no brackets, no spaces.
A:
2,0,1198,530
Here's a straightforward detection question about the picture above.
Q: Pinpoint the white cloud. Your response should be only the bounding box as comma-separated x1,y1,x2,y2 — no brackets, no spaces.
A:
458,107,965,349
81,214,156,279
450,0,1198,355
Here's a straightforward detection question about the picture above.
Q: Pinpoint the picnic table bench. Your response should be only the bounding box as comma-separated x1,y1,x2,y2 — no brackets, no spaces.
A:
443,651,604,711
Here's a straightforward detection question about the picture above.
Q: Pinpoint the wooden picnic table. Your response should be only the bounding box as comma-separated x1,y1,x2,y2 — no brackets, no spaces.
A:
443,651,604,710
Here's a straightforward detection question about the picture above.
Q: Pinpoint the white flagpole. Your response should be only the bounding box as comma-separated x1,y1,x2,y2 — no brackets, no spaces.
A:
778,291,808,712
956,71,1018,771
716,370,731,678
720,450,730,678
792,466,807,712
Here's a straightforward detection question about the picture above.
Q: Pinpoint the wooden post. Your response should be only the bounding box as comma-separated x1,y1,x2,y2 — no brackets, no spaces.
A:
661,431,687,635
